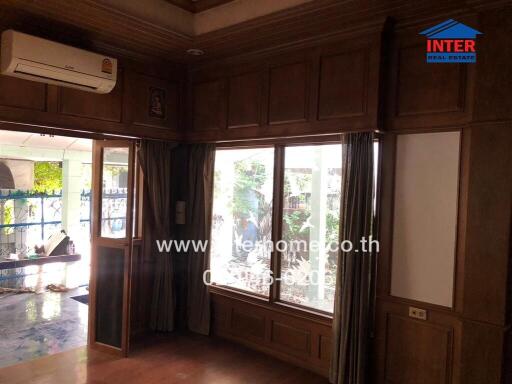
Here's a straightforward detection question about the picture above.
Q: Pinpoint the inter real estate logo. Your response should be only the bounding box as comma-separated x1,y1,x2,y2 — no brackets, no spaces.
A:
420,19,482,63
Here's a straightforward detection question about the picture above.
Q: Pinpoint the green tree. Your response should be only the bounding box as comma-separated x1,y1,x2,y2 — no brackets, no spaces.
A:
33,162,62,193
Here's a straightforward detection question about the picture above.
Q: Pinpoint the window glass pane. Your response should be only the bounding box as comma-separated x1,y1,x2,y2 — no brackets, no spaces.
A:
211,148,274,296
279,144,342,313
101,147,129,238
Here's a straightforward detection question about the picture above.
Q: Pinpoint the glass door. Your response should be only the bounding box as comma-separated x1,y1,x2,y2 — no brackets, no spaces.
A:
88,140,135,356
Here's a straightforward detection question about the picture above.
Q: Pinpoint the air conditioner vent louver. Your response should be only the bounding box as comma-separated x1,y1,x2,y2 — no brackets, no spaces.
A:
1,30,117,94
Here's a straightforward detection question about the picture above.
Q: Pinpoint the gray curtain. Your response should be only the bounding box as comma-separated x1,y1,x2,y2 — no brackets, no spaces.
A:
138,140,178,332
330,132,375,384
184,144,215,335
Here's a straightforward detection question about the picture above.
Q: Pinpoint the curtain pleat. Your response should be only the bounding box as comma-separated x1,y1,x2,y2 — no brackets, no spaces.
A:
330,132,375,384
138,140,178,332
185,144,215,335
138,141,215,335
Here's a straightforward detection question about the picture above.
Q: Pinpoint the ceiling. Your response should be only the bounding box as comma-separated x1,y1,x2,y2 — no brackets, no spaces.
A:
1,0,494,65
0,0,378,64
0,130,92,152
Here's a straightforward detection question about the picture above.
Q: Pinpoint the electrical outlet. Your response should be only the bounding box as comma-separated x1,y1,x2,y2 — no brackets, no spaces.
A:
409,306,427,320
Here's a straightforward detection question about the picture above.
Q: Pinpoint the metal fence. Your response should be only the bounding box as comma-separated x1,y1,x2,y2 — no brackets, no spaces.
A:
0,190,89,257
0,188,129,258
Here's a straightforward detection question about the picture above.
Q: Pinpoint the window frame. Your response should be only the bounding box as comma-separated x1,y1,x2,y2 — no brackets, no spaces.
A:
210,136,344,319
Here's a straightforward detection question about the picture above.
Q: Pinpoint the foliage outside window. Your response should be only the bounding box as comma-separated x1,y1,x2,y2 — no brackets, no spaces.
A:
33,162,62,193
280,145,341,312
210,144,342,314
210,148,275,296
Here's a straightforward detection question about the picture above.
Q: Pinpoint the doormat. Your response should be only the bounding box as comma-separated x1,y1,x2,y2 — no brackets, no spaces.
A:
70,294,89,305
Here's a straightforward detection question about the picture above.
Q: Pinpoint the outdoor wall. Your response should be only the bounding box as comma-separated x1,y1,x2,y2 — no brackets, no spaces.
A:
0,160,34,190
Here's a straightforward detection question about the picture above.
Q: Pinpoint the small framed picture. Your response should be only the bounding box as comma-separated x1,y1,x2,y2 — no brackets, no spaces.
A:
148,87,166,119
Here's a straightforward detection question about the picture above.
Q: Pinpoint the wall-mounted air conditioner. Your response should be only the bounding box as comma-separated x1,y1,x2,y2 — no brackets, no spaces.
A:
0,30,117,94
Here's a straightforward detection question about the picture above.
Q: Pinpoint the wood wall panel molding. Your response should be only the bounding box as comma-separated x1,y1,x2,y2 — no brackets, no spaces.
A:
386,20,477,131
374,300,462,384
270,320,311,357
191,78,227,131
461,124,512,325
124,71,180,130
318,49,368,120
471,7,512,122
395,44,466,116
318,335,332,363
58,69,123,123
227,71,263,129
459,319,506,384
211,292,331,377
230,308,266,341
0,93,181,141
384,313,453,384
0,76,47,112
268,61,309,125
185,30,383,141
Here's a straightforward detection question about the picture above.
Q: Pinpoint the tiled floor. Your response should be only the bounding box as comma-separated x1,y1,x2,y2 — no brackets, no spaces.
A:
0,286,88,368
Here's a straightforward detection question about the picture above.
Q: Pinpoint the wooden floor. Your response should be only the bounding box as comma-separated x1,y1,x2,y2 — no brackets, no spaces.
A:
0,333,329,384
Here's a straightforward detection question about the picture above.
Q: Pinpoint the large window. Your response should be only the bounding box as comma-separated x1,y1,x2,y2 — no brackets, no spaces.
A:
279,145,341,312
210,148,275,296
210,143,343,314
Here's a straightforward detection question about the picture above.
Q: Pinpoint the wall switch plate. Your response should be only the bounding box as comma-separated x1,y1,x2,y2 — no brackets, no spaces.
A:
409,306,427,320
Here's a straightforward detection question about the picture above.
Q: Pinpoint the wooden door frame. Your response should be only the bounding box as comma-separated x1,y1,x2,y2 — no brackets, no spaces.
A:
88,139,136,356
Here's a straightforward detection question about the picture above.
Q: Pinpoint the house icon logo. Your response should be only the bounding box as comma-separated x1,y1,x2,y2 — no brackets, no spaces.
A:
420,19,482,63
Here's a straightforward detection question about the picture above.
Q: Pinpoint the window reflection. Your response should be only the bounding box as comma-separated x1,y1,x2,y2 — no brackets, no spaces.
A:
101,148,129,238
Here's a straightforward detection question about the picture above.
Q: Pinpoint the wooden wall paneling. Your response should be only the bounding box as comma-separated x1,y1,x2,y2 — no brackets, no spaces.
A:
0,75,47,111
376,132,396,297
374,300,462,384
459,320,505,384
384,313,453,384
472,7,512,122
318,334,332,364
314,31,382,131
212,294,229,331
0,69,182,140
317,48,368,120
398,45,465,114
227,71,263,129
453,127,471,314
269,319,311,358
373,129,467,384
462,123,512,325
191,78,227,131
124,70,179,131
230,305,266,341
386,21,477,131
503,327,512,384
185,29,385,142
58,69,123,122
45,85,60,114
268,60,310,125
129,242,146,337
210,291,332,377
